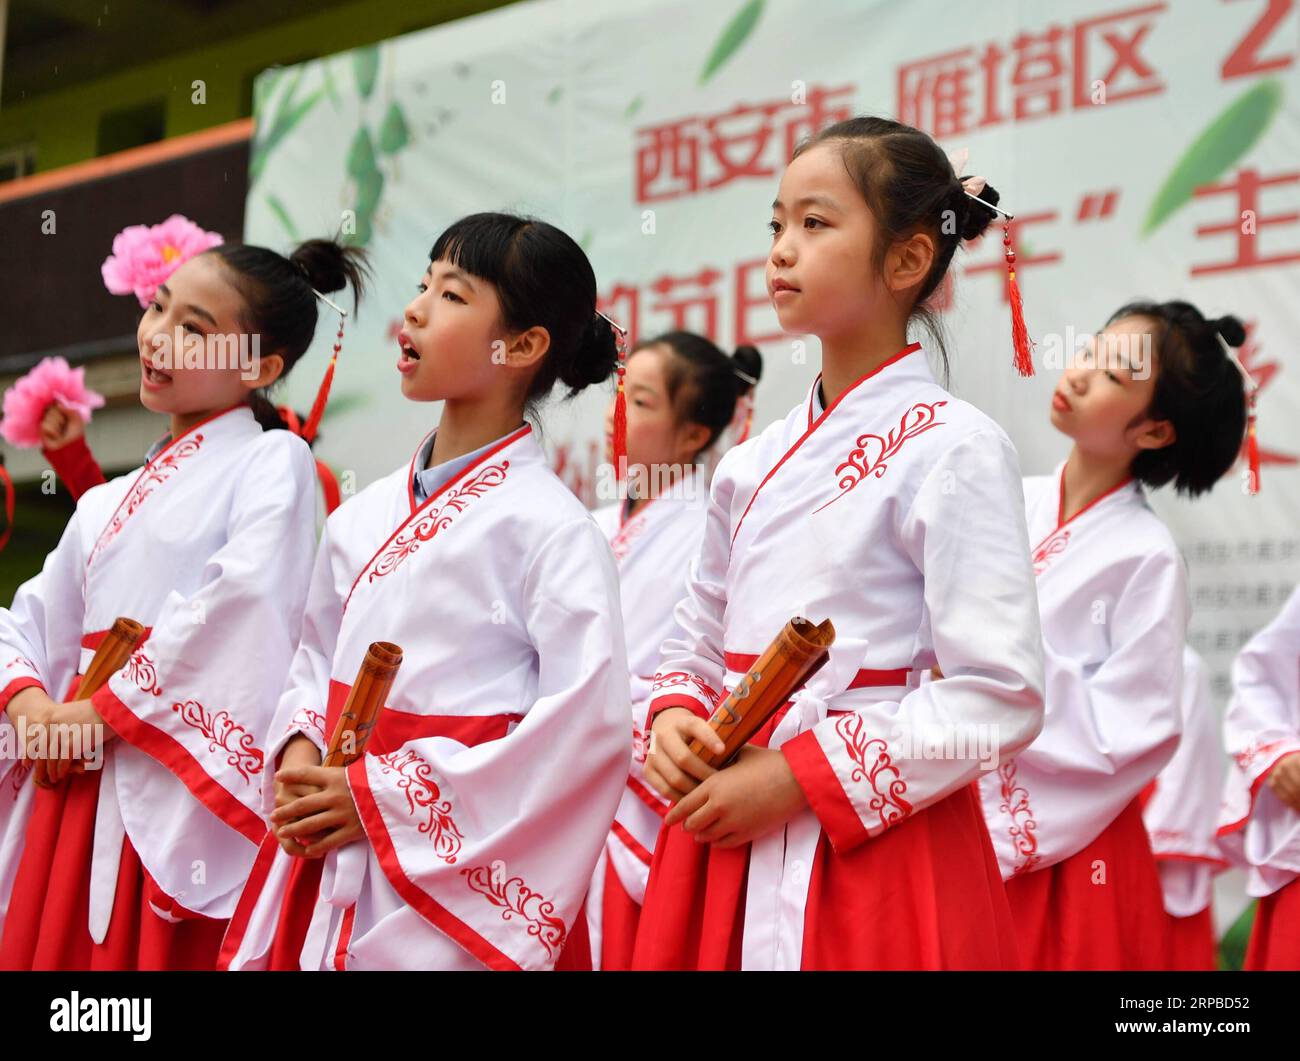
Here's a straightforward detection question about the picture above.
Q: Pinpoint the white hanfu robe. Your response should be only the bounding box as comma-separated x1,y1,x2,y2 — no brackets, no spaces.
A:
979,463,1187,969
586,470,707,968
1218,583,1300,969
0,404,316,964
1140,646,1226,968
219,423,632,971
632,342,1045,971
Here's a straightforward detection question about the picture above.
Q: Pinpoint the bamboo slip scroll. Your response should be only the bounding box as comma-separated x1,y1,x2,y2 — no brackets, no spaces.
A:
322,641,403,767
687,616,836,770
34,616,146,788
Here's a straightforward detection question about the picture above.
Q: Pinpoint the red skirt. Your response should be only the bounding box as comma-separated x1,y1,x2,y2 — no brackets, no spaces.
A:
1003,798,1169,970
632,712,1018,970
1165,907,1217,971
598,851,642,971
0,767,227,971
1244,875,1300,970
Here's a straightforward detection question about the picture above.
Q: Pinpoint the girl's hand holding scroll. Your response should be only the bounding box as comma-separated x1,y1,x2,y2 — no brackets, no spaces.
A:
645,706,724,802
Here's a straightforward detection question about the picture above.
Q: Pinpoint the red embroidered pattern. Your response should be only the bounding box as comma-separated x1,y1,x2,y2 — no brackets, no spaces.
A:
171,699,264,784
833,714,912,828
1233,738,1293,771
124,652,164,697
375,748,465,864
651,671,721,704
632,726,649,765
997,759,1041,877
813,401,948,515
460,860,568,960
5,760,32,798
368,462,510,585
610,512,651,563
88,436,204,569
291,708,327,737
4,657,38,672
1031,528,1071,575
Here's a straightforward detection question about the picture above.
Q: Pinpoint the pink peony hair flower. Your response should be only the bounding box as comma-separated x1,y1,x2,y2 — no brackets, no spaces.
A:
1,357,106,449
101,213,224,308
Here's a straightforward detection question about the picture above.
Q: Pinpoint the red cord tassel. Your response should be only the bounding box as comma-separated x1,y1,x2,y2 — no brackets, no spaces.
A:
0,463,13,554
302,320,344,446
1246,401,1260,496
612,365,628,482
1003,224,1034,377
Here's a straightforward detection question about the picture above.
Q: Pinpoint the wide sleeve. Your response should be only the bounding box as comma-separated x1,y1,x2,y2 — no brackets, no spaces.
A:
252,518,348,815
1218,585,1300,842
346,515,633,970
643,452,737,726
984,537,1188,875
0,504,90,781
781,429,1046,855
89,434,318,843
1144,649,1228,915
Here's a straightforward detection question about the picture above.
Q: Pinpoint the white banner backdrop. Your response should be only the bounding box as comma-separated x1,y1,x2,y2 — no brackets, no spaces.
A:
249,0,1300,935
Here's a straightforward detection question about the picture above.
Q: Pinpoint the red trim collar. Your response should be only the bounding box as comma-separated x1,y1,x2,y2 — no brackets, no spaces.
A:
738,341,922,549
1053,463,1135,531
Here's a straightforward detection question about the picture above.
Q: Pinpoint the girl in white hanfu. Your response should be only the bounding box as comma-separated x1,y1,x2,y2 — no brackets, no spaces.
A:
218,213,632,972
0,237,366,969
632,116,1046,971
981,302,1250,970
1142,646,1228,970
586,331,761,970
1219,583,1300,970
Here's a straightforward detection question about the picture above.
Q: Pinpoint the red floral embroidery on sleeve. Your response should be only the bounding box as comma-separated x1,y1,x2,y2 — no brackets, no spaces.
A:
833,713,912,829
460,860,568,960
290,707,327,737
997,759,1041,877
124,652,164,697
375,748,465,864
5,760,32,798
651,671,720,704
4,657,38,672
813,401,947,514
171,699,264,785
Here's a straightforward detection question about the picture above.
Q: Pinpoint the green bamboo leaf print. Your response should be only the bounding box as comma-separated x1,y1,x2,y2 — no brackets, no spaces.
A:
624,95,644,119
265,194,299,241
346,127,377,179
318,389,368,421
354,168,385,219
353,45,380,99
250,85,325,184
1142,79,1282,236
699,0,764,85
377,102,411,153
1217,900,1255,971
547,84,563,105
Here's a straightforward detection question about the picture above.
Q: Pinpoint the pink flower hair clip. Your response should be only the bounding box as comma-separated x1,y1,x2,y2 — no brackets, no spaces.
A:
101,213,224,308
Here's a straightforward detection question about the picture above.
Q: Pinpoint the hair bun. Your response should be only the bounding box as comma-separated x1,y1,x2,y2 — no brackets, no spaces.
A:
559,313,618,391
959,181,1002,242
1214,314,1247,348
731,344,764,389
289,238,370,308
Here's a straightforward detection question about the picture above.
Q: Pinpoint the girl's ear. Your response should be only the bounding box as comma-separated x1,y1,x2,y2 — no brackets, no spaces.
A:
500,325,551,370
677,420,711,463
243,351,285,392
885,231,936,296
1134,417,1176,451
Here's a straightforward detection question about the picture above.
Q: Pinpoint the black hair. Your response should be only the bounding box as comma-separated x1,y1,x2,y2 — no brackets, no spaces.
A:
1106,300,1248,497
791,115,1001,378
202,237,370,430
633,331,764,459
428,212,618,416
